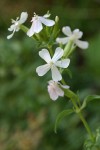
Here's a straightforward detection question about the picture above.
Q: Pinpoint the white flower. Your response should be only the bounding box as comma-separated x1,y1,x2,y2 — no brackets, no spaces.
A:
36,47,70,81
7,12,28,39
56,26,89,49
27,12,55,37
48,80,69,100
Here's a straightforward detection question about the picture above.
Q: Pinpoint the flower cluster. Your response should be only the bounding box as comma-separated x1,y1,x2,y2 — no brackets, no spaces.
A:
7,11,89,100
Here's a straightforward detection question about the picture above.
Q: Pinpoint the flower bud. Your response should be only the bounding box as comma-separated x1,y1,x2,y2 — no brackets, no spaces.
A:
55,16,59,23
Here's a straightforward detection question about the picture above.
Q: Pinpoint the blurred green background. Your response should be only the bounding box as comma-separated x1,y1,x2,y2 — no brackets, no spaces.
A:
0,0,100,150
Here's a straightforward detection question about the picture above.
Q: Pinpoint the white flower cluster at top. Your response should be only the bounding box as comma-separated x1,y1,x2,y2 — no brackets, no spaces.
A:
7,11,89,100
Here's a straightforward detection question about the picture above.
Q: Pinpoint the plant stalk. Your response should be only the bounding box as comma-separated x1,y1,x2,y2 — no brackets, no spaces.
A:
64,88,95,142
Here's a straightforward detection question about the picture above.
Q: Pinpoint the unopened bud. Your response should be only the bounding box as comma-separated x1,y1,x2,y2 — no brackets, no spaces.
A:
55,16,59,23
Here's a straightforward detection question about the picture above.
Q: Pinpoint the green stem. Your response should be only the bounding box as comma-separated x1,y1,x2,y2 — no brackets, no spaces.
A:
64,88,95,142
67,45,76,56
78,111,95,142
71,96,94,142
64,89,79,110
63,40,73,58
47,45,53,56
35,33,42,41
20,24,28,32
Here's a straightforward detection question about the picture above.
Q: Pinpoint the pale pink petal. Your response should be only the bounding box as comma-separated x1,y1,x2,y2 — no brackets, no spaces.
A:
52,47,64,62
75,40,89,49
36,64,50,76
55,85,64,96
39,49,51,63
39,17,55,26
51,65,62,81
62,26,72,36
19,12,28,24
56,37,69,44
55,59,70,68
48,85,58,100
47,80,64,100
48,80,54,85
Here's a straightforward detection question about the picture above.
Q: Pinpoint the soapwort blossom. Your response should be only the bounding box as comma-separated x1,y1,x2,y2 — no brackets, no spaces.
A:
7,12,28,39
56,26,89,49
48,80,69,100
27,12,55,37
36,47,70,81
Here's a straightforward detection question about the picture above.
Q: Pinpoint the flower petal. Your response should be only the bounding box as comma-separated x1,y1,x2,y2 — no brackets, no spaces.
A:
52,47,64,62
57,82,70,89
55,85,64,97
39,17,55,26
60,84,70,89
16,26,20,32
39,49,51,63
7,30,15,39
19,12,28,24
33,20,43,33
75,40,89,49
62,26,72,36
48,85,58,100
7,33,14,39
36,64,50,76
73,29,83,39
27,20,43,37
43,13,51,18
27,23,35,37
56,37,69,44
8,24,15,31
51,65,62,81
47,80,64,100
55,59,70,68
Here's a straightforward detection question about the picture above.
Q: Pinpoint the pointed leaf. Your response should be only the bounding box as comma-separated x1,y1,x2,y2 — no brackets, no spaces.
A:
54,109,74,133
81,95,100,110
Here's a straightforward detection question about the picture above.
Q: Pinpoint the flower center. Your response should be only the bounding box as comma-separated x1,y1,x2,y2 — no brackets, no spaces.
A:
34,13,38,19
49,61,54,67
70,35,76,41
15,21,19,26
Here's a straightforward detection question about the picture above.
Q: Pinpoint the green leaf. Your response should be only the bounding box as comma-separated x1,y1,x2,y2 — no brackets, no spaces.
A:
81,95,100,110
54,109,74,133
